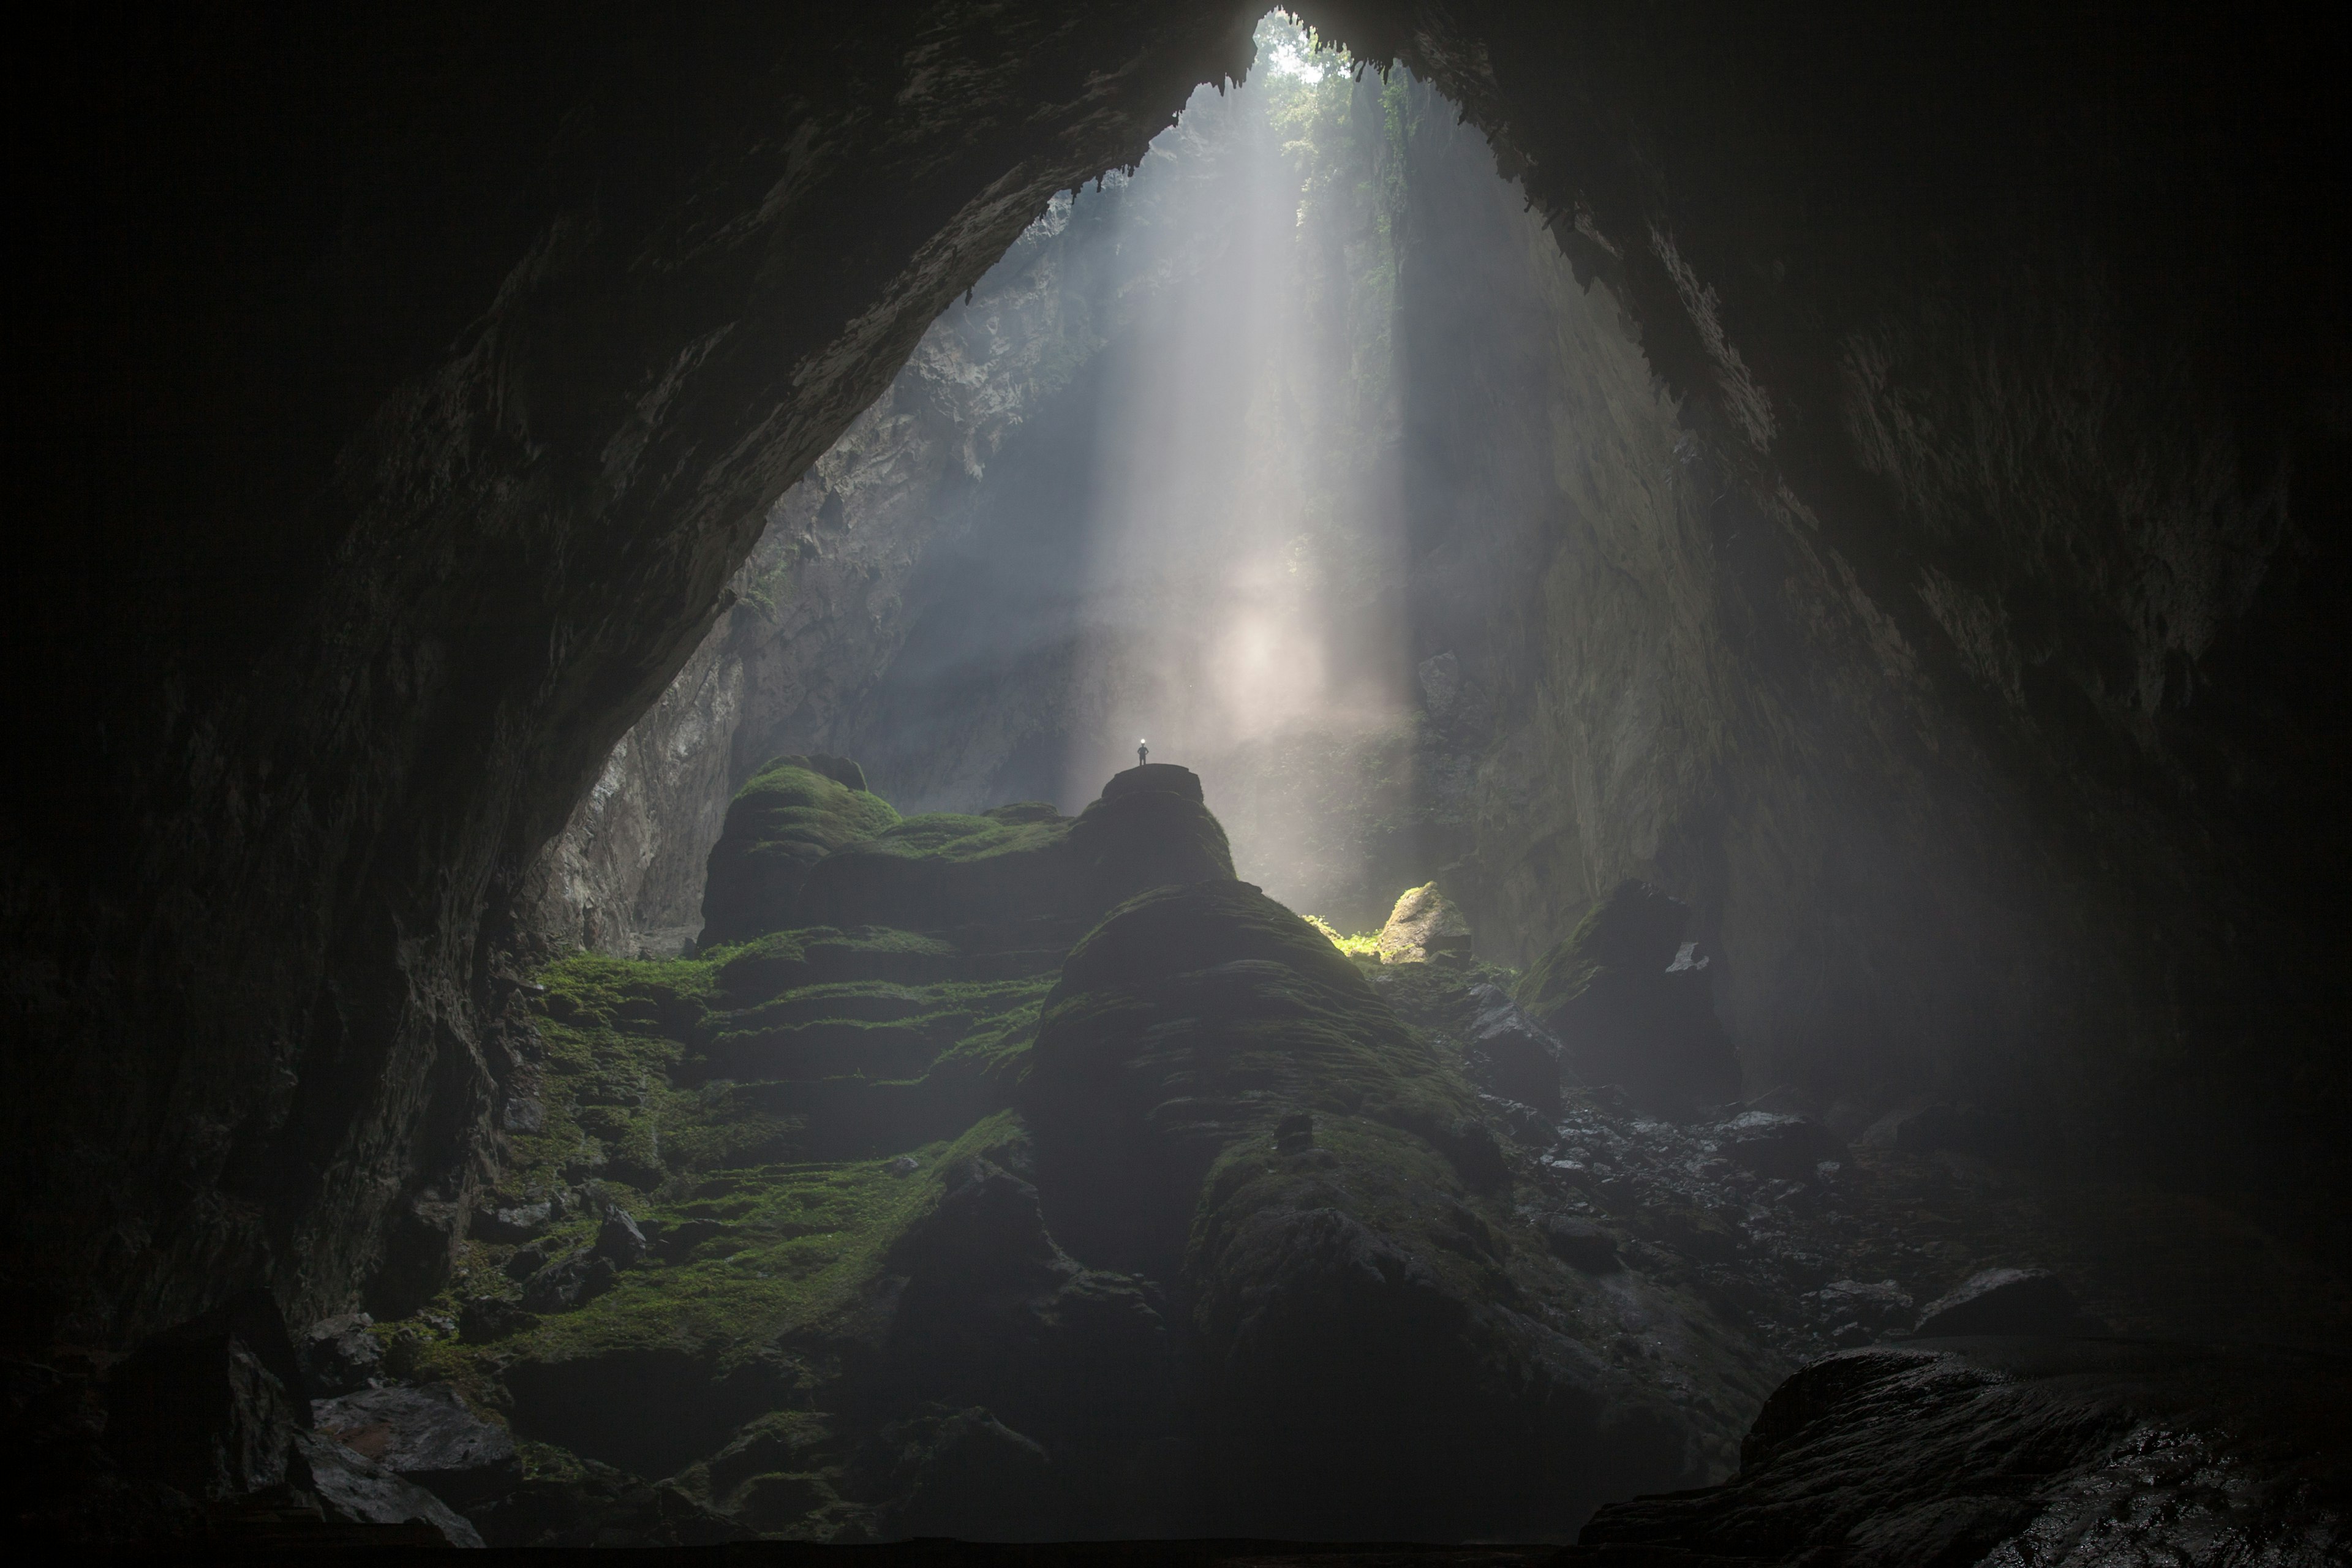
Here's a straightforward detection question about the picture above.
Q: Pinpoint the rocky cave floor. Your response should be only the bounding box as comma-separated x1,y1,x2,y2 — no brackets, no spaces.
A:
12,763,2350,1559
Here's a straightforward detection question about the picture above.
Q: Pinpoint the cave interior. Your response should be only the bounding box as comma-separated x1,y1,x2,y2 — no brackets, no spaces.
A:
6,1,2350,1558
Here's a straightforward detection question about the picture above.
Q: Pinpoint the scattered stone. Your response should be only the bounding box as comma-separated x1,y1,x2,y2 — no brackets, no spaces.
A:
312,1383,521,1506
595,1207,650,1267
1374,883,1473,965
886,1154,922,1175
1910,1268,2104,1338
502,1095,545,1133
290,1427,485,1545
1540,1213,1621,1272
298,1311,382,1396
1812,1279,1914,1346
1718,1111,1846,1182
472,1199,552,1243
521,1251,617,1313
458,1295,539,1344
1466,998,1564,1114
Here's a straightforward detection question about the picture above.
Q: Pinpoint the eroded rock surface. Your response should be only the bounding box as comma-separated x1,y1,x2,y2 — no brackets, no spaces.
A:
1566,1341,2352,1566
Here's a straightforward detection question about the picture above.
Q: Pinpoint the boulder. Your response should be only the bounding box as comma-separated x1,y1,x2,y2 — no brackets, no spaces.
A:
1024,880,1492,1274
471,1199,552,1243
1717,1110,1846,1182
457,1295,539,1344
298,1311,383,1396
1910,1267,2105,1338
1814,1279,1914,1346
105,1290,308,1500
1515,881,1740,1116
1373,883,1473,964
290,1427,485,1546
1465,995,1564,1114
1567,1341,2352,1564
870,1407,1060,1542
520,1250,617,1313
698,756,900,946
594,1207,650,1267
311,1383,521,1506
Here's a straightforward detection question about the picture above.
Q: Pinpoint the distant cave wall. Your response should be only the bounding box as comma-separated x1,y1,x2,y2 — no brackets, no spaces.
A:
1324,0,2352,1182
518,198,1119,960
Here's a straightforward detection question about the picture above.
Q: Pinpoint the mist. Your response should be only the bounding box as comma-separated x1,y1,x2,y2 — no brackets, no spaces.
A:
843,17,1449,929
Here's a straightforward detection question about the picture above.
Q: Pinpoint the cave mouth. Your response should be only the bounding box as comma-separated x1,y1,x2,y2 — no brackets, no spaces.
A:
14,1,2351,1554
548,10,1575,952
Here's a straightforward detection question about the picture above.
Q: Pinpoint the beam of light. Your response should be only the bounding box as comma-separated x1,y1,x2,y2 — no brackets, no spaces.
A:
1060,12,1411,923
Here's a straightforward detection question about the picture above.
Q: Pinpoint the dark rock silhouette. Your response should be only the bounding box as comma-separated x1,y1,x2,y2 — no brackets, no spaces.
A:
1564,1340,2352,1564
1516,881,1740,1115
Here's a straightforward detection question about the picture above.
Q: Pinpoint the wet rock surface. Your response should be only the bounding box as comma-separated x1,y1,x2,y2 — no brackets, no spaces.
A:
1564,1340,2352,1566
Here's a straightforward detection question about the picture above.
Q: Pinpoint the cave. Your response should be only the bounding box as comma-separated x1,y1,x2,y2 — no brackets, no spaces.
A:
7,2,2350,1558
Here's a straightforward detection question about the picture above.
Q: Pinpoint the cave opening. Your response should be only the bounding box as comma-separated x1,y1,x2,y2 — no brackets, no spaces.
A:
10,2,2351,1556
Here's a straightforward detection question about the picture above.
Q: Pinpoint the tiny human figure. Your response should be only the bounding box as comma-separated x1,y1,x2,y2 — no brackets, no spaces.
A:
1137,739,1150,767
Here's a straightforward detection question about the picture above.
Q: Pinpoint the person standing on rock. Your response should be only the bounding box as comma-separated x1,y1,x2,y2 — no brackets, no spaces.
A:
1137,739,1149,767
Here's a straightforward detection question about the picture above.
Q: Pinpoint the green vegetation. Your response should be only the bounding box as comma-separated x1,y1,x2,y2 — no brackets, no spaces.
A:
1302,912,1381,957
699,758,901,946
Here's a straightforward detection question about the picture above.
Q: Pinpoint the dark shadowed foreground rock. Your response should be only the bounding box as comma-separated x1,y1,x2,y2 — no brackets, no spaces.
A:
289,1428,485,1546
1565,1340,2352,1565
1516,881,1739,1116
1910,1266,2106,1338
297,1311,383,1396
311,1383,519,1505
104,1290,310,1499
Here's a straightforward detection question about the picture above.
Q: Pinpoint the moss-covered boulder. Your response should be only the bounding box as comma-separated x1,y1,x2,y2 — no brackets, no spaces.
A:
1066,764,1234,910
1021,878,1703,1539
800,810,1079,943
1373,882,1472,964
1515,880,1740,1115
794,765,1234,949
699,756,900,947
1023,880,1494,1276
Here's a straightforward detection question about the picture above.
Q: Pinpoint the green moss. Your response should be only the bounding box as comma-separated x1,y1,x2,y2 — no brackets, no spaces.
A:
1031,880,1478,1145
701,760,901,946
1302,913,1381,958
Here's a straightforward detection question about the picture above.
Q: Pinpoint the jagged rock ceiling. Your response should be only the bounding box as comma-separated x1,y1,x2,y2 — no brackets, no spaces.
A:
5,0,2345,1346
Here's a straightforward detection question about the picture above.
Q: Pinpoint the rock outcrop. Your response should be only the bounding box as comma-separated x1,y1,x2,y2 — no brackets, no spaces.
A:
1517,881,1741,1115
1565,1340,2352,1564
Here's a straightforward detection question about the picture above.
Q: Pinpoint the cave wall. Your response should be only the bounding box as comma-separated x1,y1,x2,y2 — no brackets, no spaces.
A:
1331,1,2352,1188
6,0,2345,1350
4,2,1263,1348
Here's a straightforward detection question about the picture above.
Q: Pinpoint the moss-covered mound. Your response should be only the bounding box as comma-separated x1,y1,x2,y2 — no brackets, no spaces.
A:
800,810,1079,943
1020,877,1709,1539
1516,880,1740,1114
1024,880,1491,1274
699,756,900,947
361,780,1758,1544
793,764,1234,948
1066,764,1234,910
